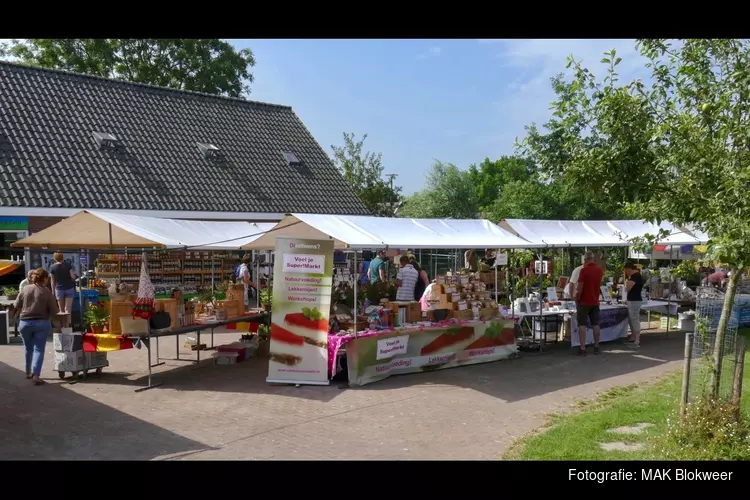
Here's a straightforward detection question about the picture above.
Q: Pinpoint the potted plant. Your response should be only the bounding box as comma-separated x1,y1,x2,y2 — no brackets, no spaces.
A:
2,287,18,300
257,324,270,357
84,301,109,333
260,286,273,312
196,287,216,315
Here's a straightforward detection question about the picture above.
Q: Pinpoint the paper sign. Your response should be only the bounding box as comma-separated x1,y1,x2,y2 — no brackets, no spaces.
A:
376,335,409,360
282,253,326,273
547,287,558,301
496,253,508,266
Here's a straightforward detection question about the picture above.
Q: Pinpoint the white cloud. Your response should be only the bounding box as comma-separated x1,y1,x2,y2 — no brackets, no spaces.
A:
479,39,652,154
417,46,442,60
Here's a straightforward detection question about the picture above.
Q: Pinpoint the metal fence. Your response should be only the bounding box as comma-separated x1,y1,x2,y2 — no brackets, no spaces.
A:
687,286,741,403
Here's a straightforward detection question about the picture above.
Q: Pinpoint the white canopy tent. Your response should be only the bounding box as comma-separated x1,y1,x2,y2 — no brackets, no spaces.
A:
13,210,276,250
240,214,535,251
501,219,703,247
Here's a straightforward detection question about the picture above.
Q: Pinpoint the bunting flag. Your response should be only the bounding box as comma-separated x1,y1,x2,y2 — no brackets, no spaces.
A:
653,244,667,252
680,245,694,254
694,245,708,254
83,333,135,352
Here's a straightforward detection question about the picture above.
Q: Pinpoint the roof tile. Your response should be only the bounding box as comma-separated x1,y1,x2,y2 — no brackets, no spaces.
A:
0,61,368,216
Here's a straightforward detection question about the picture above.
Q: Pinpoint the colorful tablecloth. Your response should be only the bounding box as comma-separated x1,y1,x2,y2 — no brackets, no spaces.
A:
83,333,136,352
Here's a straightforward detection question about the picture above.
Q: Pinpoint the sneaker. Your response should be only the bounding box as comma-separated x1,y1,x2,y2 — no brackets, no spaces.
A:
626,342,641,349
593,346,600,355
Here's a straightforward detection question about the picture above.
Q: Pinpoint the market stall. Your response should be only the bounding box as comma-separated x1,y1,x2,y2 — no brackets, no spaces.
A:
499,218,704,349
242,213,532,386
12,210,274,389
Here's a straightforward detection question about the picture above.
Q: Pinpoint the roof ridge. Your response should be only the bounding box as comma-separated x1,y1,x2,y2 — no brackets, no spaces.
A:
0,59,291,110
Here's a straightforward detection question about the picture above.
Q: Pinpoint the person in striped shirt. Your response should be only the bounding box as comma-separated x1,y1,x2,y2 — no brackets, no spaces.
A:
396,255,419,302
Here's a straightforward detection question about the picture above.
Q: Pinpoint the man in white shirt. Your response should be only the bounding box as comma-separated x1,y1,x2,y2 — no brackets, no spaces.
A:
566,264,584,299
396,255,419,302
19,270,33,291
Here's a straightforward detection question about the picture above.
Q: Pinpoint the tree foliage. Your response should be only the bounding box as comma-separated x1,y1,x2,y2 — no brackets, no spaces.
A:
331,132,402,216
518,38,750,399
400,161,478,219
1,39,256,97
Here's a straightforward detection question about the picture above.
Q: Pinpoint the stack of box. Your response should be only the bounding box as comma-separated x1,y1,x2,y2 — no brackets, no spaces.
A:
216,342,255,363
53,330,84,374
431,273,499,321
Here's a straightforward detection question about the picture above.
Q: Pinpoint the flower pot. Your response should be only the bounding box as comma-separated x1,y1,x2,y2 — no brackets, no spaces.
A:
257,339,270,358
91,325,106,334
4,294,18,301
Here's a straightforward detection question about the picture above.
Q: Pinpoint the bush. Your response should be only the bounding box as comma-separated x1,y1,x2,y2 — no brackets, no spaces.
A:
658,397,750,460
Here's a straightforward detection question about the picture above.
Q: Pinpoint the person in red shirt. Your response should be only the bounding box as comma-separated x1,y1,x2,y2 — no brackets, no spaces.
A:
575,251,604,356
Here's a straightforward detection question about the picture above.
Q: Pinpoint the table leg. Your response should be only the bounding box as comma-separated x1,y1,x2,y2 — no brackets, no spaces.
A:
211,327,214,348
197,329,201,363
136,336,164,393
156,336,160,363
176,333,180,360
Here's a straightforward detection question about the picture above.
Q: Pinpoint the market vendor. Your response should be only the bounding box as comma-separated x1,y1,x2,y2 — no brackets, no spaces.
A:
464,249,478,272
368,250,387,284
482,249,496,268
566,262,584,299
396,255,419,301
237,254,257,308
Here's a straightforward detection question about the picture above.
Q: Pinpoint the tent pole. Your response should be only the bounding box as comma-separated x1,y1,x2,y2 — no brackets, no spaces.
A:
667,246,673,335
511,249,515,319
211,251,215,290
353,250,358,339
79,247,85,332
255,252,260,309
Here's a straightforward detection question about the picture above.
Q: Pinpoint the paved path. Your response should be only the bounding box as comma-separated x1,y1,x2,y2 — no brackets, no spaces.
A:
0,330,685,460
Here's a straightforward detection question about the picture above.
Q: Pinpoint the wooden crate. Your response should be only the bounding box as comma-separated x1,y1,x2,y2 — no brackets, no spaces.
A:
226,288,244,303
107,301,134,335
155,298,179,329
217,299,242,319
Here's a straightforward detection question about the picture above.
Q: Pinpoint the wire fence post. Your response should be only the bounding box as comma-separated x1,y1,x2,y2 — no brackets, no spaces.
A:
680,332,695,422
731,336,746,420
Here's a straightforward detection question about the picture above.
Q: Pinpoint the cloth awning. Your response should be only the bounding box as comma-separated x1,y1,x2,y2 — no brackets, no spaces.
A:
502,219,702,247
241,214,535,251
12,210,276,250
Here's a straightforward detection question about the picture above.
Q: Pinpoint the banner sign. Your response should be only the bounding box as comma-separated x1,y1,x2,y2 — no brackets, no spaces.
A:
267,238,334,386
345,320,517,386
0,216,28,231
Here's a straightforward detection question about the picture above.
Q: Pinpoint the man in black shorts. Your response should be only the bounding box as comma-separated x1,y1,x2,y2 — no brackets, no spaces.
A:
576,251,604,355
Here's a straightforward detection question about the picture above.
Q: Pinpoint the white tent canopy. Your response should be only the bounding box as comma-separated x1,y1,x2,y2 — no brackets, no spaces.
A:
241,214,534,250
13,210,275,250
502,219,703,247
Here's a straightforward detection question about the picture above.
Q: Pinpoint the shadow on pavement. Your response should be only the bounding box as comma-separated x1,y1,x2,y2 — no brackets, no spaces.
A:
0,361,215,460
81,331,685,405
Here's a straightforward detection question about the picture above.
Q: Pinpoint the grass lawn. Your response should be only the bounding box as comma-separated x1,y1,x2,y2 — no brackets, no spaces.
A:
505,329,750,460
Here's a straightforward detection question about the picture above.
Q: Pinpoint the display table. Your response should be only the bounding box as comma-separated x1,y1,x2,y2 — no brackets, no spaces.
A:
329,319,517,387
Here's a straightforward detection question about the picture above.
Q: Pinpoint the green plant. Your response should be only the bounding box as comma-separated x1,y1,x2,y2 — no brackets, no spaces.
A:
197,287,215,304
2,287,18,297
259,286,272,306
659,397,750,460
215,280,230,293
672,260,700,281
257,324,270,340
83,301,109,327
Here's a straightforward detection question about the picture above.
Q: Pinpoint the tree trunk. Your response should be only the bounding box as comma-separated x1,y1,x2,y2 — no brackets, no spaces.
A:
709,268,741,400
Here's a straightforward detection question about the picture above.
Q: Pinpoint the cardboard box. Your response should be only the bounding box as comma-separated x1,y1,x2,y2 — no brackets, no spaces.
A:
407,302,421,323
53,332,83,353
451,309,474,321
54,351,84,372
479,307,498,319
436,297,456,310
430,285,444,300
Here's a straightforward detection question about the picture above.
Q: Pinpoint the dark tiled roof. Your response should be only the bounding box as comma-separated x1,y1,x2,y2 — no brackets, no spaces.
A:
0,61,369,215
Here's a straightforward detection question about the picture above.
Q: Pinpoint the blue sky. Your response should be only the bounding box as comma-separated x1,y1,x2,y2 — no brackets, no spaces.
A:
232,39,652,194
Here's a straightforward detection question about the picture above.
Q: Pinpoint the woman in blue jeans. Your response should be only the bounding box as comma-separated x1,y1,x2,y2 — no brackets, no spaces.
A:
13,268,59,385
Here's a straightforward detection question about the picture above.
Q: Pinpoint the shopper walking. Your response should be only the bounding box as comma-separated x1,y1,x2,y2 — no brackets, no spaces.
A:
49,252,76,328
13,268,59,385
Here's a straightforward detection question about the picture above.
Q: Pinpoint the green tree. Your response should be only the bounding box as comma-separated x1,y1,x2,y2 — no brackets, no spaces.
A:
1,39,255,97
400,161,478,219
518,39,750,399
467,156,535,211
331,132,402,216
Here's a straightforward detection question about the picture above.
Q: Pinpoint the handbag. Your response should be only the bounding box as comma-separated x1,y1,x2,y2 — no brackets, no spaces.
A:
150,311,171,331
